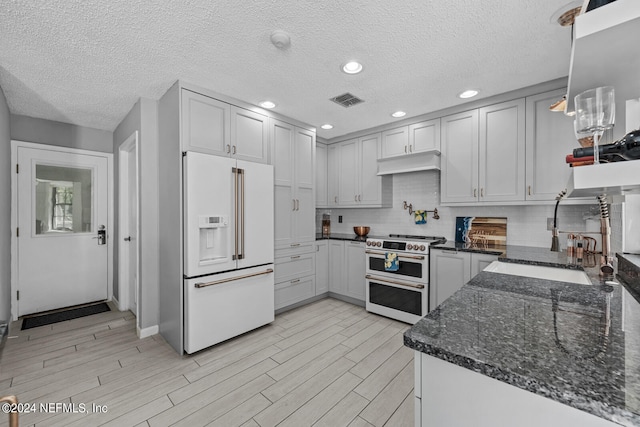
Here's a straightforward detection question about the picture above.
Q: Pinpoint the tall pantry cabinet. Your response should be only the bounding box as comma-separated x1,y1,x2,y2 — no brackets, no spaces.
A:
271,119,317,310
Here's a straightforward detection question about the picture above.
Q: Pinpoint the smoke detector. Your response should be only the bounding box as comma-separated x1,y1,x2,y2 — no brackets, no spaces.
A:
270,30,291,49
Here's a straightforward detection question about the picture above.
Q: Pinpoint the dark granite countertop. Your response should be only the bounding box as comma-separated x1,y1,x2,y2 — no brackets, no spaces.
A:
405,249,640,426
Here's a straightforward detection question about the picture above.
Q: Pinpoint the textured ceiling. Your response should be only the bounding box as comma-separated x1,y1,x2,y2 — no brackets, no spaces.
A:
0,1,578,139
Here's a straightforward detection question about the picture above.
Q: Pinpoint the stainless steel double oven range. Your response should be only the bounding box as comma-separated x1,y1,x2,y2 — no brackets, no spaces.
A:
365,234,446,324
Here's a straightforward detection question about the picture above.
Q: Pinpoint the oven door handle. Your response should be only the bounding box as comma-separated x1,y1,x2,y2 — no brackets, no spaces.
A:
365,274,425,289
365,250,425,260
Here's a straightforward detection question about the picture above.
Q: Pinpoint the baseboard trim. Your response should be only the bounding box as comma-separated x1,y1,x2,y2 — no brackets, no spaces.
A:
137,324,159,339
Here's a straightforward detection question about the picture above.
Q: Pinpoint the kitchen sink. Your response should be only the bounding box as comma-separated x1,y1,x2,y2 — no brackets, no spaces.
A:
483,261,592,285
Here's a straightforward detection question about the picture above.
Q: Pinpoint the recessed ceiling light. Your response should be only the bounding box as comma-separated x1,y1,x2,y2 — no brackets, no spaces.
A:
458,90,479,99
391,111,406,118
321,124,333,130
342,61,363,74
259,101,276,109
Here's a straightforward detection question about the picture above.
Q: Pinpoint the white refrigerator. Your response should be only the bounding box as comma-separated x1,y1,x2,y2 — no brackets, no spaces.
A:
183,151,274,354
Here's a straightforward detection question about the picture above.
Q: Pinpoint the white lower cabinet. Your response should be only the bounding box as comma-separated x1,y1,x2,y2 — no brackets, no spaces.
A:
315,240,329,295
328,240,345,294
414,353,618,427
344,241,366,300
327,240,366,302
274,247,316,311
429,248,499,311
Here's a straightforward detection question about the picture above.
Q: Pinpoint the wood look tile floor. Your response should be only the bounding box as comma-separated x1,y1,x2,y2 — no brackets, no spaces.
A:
0,298,415,427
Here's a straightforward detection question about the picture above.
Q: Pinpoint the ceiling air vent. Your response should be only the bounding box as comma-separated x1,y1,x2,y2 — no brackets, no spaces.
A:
330,93,364,108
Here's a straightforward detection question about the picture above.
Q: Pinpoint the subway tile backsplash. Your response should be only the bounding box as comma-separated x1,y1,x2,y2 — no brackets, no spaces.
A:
317,170,620,250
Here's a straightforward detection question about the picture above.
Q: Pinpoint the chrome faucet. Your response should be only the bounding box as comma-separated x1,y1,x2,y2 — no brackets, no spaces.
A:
550,190,566,252
598,194,614,274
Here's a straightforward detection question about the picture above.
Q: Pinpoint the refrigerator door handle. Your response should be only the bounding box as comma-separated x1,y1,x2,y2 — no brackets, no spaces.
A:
194,268,274,288
232,167,239,261
238,167,245,260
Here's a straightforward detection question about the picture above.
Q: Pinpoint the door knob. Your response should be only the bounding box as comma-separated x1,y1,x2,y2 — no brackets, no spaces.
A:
124,236,131,242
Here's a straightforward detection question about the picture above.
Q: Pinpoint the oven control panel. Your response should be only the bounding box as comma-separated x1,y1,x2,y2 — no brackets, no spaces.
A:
365,238,429,254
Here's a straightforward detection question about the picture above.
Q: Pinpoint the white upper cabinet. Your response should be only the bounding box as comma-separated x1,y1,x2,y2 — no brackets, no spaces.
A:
380,119,440,160
479,99,526,202
441,99,525,204
272,119,315,249
525,89,577,200
338,138,359,205
441,110,479,203
231,106,269,164
410,119,441,154
327,144,340,208
359,133,383,205
336,133,391,207
315,143,328,208
181,89,230,156
181,89,269,163
381,127,409,158
294,127,316,244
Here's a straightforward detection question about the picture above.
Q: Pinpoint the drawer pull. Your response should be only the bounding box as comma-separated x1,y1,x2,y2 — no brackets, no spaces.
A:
290,279,301,284
290,255,301,260
290,243,301,247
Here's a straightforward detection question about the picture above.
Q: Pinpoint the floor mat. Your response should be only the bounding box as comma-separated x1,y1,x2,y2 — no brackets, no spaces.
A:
21,302,111,330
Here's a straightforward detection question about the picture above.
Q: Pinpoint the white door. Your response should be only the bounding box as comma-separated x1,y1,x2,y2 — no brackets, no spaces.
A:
126,144,138,314
16,146,109,316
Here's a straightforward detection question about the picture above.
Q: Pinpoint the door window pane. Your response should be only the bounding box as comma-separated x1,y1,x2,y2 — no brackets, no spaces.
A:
35,165,93,234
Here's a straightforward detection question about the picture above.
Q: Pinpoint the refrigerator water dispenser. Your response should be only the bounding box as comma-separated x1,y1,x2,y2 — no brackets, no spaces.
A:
198,215,229,264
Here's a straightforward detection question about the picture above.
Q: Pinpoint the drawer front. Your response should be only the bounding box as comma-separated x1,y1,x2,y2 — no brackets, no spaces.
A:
275,242,315,258
275,275,315,310
275,252,315,283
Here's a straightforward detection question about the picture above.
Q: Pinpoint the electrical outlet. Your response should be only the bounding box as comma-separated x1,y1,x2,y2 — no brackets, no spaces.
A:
547,217,555,231
338,215,343,223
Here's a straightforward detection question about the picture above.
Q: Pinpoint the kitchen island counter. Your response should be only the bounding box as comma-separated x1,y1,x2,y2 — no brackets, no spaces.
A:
405,249,640,426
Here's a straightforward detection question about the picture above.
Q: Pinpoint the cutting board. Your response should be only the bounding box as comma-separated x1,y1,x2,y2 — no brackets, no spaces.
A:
455,217,507,246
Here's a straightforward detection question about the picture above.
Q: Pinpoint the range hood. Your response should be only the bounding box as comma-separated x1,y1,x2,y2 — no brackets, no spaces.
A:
377,149,440,175
566,161,640,197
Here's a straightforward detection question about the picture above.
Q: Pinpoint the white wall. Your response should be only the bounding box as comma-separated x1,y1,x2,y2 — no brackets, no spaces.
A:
318,170,622,253
113,98,159,330
0,86,11,324
10,114,112,153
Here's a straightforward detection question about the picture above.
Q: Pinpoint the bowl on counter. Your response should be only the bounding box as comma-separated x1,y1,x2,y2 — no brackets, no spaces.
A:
353,226,370,237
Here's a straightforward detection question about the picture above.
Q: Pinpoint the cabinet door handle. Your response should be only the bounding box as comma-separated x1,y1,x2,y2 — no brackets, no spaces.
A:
481,188,484,197
296,199,300,211
226,144,231,154
409,145,412,153
473,188,477,198
404,146,407,153
354,195,358,202
292,199,296,211
528,185,532,196
334,196,338,203
232,145,236,155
